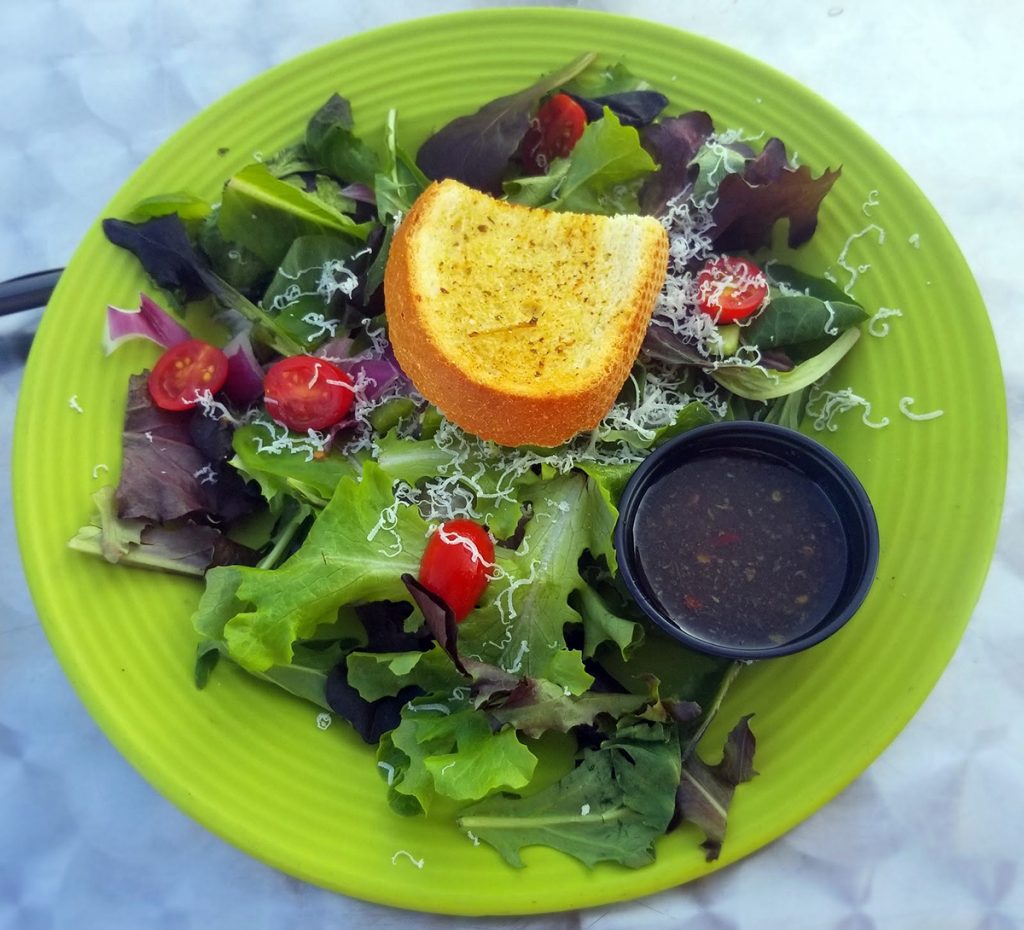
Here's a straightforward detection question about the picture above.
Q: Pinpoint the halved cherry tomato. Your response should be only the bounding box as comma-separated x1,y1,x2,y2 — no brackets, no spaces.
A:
418,519,495,622
148,338,229,411
695,256,769,324
263,355,353,432
519,93,587,174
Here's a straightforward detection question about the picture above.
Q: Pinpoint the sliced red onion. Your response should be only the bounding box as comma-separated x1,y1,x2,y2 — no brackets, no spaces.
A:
339,356,406,402
104,293,191,355
222,331,265,408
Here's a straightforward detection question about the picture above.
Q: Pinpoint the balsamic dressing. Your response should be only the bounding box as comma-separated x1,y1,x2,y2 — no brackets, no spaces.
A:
632,451,848,650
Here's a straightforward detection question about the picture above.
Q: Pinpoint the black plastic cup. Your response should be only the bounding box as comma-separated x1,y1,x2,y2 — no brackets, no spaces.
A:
614,421,879,660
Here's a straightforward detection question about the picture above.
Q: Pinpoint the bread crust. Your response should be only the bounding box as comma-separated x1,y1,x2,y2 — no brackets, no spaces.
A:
384,180,668,447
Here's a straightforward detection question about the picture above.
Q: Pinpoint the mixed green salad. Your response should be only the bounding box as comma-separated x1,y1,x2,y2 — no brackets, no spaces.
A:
72,53,873,868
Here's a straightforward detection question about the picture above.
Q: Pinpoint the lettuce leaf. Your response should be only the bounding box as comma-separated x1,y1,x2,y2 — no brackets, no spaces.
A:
637,111,714,214
504,109,657,214
380,696,538,813
710,326,861,400
676,715,757,861
218,164,372,269
114,375,254,524
711,137,840,252
457,474,617,679
457,720,680,868
191,460,426,671
304,93,380,188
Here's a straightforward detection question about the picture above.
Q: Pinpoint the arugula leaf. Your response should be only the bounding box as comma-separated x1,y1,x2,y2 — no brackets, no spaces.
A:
191,460,427,672
562,61,654,97
743,293,867,349
505,109,658,214
218,163,372,268
457,720,680,868
710,327,861,400
304,93,380,188
416,53,595,194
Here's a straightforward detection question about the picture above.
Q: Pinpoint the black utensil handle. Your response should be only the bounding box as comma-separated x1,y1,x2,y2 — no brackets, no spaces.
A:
0,268,63,316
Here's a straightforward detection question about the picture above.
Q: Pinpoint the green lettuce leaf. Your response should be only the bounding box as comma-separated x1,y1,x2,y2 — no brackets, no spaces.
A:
304,93,380,188
218,163,372,267
381,696,538,813
458,474,617,678
743,293,867,349
457,720,680,868
710,327,861,400
191,460,426,672
230,420,359,509
346,647,465,702
261,234,369,347
505,108,658,214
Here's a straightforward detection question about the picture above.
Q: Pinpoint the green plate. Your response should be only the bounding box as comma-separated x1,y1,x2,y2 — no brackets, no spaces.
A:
13,8,1006,916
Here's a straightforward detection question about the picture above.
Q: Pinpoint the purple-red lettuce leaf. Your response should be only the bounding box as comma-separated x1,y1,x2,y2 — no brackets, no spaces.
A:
104,214,209,301
638,111,714,215
674,715,757,861
104,293,191,355
69,486,258,576
570,90,669,127
401,573,467,676
711,138,841,252
415,53,595,194
115,374,255,523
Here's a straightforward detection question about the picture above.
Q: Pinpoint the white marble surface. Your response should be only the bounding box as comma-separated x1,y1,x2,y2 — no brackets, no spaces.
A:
2,1,1022,927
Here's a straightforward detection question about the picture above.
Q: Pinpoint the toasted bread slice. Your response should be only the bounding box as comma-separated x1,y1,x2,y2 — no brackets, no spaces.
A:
384,179,668,447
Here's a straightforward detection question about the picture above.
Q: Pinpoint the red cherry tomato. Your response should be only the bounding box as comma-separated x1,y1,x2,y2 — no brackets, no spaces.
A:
263,355,354,432
519,93,587,174
148,339,229,411
418,519,496,622
695,256,769,323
